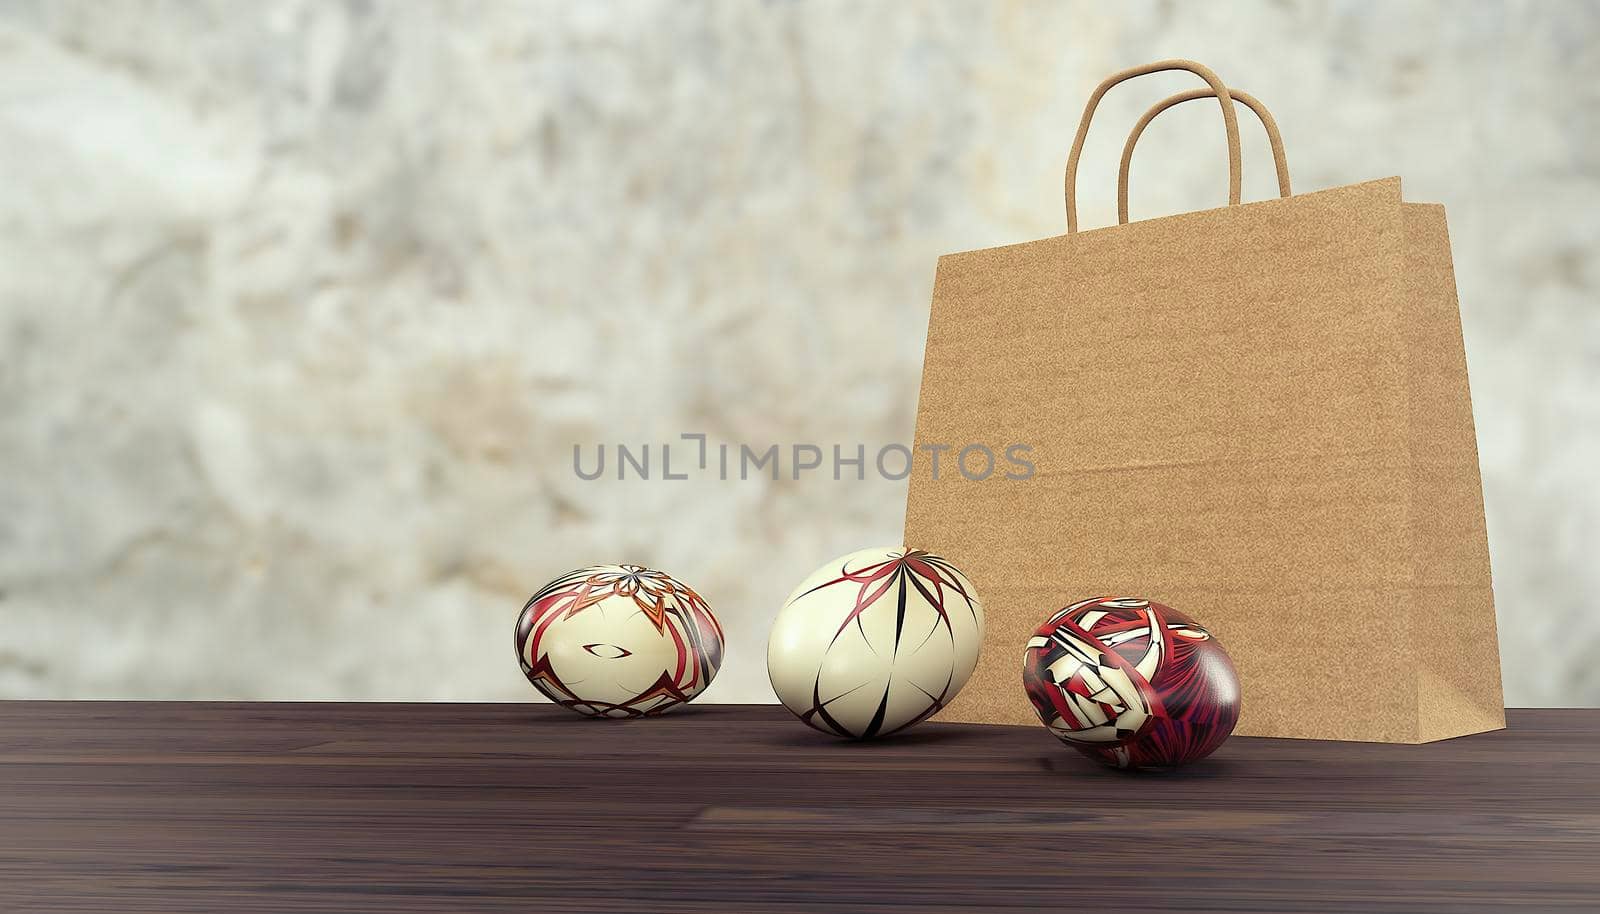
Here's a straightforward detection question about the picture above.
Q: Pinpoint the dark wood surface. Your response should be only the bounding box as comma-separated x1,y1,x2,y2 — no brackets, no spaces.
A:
1,703,1596,912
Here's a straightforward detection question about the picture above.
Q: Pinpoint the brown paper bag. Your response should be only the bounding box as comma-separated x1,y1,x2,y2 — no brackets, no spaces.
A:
904,60,1503,743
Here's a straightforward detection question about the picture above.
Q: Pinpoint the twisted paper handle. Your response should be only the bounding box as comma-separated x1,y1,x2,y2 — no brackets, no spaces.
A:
1118,88,1291,225
1064,60,1240,234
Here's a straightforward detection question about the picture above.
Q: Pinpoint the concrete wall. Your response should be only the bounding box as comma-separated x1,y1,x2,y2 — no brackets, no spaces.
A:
2,1,1596,704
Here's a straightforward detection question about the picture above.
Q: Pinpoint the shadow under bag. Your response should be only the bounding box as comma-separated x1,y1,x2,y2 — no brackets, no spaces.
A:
905,59,1503,743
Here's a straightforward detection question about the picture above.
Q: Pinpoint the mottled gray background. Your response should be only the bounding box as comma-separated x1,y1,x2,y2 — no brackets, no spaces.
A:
2,1,1596,705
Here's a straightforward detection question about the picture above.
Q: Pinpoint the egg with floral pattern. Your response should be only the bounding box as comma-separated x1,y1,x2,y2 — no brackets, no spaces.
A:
767,547,984,739
515,564,724,718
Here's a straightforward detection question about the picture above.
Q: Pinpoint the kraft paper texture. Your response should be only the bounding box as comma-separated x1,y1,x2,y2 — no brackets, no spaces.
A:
904,62,1503,743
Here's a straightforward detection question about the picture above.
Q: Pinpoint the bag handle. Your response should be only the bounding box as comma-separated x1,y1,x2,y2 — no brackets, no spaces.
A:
1064,59,1240,234
1118,88,1291,225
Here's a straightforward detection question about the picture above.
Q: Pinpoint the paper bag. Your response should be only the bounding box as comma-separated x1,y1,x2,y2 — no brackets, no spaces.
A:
904,60,1503,743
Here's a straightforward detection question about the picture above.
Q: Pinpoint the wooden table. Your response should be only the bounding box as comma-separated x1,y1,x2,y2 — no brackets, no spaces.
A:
1,703,1595,912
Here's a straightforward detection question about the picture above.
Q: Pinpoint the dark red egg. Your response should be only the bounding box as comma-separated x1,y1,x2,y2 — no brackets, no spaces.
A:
1022,596,1240,770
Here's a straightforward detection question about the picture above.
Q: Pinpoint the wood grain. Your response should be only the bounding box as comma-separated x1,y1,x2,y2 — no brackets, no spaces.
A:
1,703,1595,912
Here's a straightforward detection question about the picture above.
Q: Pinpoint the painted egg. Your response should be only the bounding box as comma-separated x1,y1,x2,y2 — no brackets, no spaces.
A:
767,547,984,739
515,564,724,718
1022,596,1240,770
